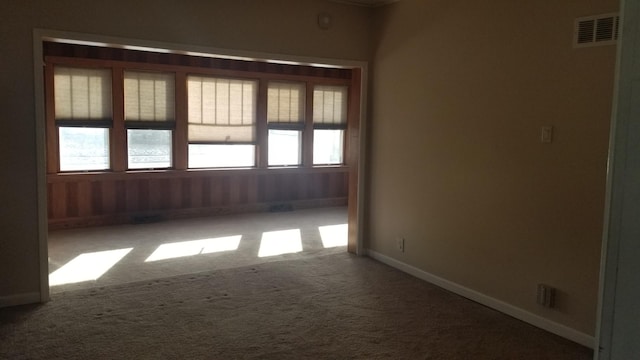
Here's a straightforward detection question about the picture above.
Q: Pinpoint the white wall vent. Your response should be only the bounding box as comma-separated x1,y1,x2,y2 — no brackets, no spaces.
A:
574,13,620,48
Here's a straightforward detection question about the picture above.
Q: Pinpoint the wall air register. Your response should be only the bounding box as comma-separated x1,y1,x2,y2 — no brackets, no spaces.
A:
574,13,620,48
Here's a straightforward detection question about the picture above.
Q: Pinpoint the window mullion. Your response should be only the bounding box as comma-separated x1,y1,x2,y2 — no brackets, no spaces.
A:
174,72,188,170
346,74,359,167
256,79,268,168
302,82,314,167
111,66,126,172
45,63,59,174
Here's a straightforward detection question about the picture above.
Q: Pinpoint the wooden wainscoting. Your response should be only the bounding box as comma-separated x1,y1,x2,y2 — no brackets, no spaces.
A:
47,167,348,230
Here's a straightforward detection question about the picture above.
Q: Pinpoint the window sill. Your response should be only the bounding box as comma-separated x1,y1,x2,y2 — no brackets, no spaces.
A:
47,165,349,182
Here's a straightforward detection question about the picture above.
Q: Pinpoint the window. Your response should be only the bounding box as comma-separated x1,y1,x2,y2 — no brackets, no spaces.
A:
267,82,305,166
313,129,344,165
313,85,347,165
127,129,172,169
45,43,356,175
124,71,175,169
188,144,255,168
59,127,110,171
187,76,257,168
54,66,112,171
268,130,302,166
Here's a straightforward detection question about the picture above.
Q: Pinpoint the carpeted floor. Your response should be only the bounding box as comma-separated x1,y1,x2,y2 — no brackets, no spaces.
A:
48,207,349,293
1,252,592,359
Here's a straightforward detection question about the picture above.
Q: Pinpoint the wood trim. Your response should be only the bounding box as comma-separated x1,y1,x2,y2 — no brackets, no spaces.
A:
346,69,361,167
174,72,188,170
347,69,362,254
111,67,126,171
303,82,314,167
47,165,349,183
43,41,352,80
44,56,351,86
44,62,58,174
256,79,268,168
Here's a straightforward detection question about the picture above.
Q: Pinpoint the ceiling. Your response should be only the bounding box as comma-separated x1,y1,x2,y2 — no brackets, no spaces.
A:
331,0,398,7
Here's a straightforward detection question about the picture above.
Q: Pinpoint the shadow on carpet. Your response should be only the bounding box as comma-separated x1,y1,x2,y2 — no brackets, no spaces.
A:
0,253,593,360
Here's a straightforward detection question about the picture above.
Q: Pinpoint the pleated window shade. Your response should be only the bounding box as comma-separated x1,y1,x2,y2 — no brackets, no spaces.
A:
54,67,112,123
188,76,257,143
267,82,305,129
124,71,175,123
313,85,348,129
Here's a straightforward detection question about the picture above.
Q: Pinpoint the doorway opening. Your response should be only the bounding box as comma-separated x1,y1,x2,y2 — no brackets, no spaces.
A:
35,31,367,298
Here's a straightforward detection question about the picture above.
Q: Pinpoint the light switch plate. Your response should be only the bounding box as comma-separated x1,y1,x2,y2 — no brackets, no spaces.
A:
541,126,553,143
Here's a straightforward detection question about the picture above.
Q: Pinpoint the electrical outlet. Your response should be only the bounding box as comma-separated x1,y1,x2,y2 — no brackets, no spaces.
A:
396,237,405,252
541,126,553,143
536,284,556,308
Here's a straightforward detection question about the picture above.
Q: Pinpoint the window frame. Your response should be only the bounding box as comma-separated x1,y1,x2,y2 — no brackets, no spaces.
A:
123,69,177,170
186,74,260,169
311,84,349,166
266,80,306,167
47,63,115,173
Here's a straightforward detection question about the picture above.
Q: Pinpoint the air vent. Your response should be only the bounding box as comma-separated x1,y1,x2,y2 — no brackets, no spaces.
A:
574,13,620,47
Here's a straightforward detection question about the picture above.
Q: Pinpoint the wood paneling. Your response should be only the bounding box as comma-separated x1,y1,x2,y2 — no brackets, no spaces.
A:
43,42,352,81
47,168,348,229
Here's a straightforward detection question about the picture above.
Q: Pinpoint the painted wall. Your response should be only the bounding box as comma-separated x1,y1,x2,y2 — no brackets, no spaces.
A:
368,0,617,335
0,0,370,302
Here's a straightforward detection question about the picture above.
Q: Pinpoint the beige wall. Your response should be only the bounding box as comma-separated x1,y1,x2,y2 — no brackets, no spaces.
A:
0,0,370,300
368,0,617,335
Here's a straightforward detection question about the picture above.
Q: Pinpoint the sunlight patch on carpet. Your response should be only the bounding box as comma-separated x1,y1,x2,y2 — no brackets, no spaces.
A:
318,223,348,248
258,229,302,257
145,235,242,262
49,248,133,286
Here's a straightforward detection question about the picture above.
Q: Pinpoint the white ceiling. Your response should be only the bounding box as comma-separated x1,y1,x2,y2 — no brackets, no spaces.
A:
331,0,398,7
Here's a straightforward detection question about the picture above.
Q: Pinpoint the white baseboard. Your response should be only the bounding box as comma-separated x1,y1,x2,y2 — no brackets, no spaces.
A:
0,292,41,308
365,249,595,349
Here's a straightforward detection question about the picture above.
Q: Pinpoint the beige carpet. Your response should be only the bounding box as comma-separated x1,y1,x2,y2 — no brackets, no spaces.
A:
1,252,591,359
48,207,348,293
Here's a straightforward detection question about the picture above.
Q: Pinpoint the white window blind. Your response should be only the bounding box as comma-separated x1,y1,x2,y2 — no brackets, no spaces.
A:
54,67,112,122
124,71,175,122
313,85,348,129
268,82,305,127
187,76,257,143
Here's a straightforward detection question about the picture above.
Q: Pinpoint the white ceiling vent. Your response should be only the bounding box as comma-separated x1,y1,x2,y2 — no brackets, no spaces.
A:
574,13,620,48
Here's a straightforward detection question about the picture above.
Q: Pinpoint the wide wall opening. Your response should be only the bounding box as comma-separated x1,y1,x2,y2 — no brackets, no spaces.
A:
41,39,362,292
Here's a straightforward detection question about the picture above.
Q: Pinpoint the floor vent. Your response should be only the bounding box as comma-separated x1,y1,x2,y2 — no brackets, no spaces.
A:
574,13,620,48
132,214,163,224
269,203,294,212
